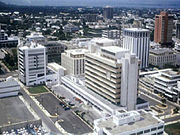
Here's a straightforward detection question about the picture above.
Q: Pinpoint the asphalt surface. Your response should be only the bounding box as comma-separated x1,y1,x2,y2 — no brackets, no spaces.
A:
19,88,62,135
0,96,35,126
35,93,92,134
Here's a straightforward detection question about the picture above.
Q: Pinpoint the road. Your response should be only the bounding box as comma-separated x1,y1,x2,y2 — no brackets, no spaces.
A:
19,87,62,135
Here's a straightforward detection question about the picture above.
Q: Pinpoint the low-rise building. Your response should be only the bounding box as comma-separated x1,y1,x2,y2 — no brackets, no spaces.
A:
0,29,18,47
154,70,180,102
0,76,20,98
26,32,46,43
149,48,176,68
102,30,120,39
61,49,89,76
94,110,164,135
63,24,79,33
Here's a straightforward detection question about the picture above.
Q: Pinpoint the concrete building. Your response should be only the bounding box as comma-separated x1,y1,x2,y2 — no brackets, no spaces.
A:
154,70,180,102
18,42,47,86
103,6,113,20
26,32,46,43
94,110,164,135
0,29,18,48
154,11,174,47
61,49,89,76
63,23,79,33
0,76,20,98
149,48,176,68
123,28,150,69
85,46,139,110
102,30,120,39
84,14,97,22
42,41,66,64
176,23,180,39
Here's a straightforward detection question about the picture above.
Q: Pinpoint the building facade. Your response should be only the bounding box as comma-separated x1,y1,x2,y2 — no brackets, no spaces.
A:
94,110,164,135
0,76,20,98
102,30,120,39
61,49,89,76
18,42,47,86
0,29,18,48
154,70,180,102
176,23,180,39
123,28,150,69
103,6,113,20
85,46,139,110
42,41,66,64
149,48,176,68
154,11,174,46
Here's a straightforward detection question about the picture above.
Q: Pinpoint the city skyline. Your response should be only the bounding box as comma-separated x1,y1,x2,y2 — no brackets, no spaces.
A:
1,0,180,8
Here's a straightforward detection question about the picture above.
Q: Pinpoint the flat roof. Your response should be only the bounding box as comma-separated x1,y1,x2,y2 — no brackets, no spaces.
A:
0,96,36,127
150,48,173,54
101,46,129,54
123,28,149,32
97,111,163,134
19,42,45,50
65,49,89,55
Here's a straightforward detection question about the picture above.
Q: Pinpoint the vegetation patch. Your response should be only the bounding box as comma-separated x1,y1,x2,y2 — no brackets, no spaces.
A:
165,122,180,135
28,86,48,94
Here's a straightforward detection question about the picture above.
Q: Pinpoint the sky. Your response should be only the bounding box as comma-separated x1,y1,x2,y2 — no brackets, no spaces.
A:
1,0,180,8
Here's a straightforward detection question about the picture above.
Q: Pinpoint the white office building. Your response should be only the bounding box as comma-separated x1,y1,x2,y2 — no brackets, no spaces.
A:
61,49,89,76
18,42,47,86
123,28,150,69
26,32,46,43
85,46,139,110
94,110,164,135
0,76,20,98
102,30,120,39
149,48,176,68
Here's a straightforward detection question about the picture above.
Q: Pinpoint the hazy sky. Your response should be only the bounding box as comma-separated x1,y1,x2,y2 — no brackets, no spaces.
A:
1,0,180,7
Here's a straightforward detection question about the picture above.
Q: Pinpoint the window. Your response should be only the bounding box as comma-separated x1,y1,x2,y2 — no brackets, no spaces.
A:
137,131,143,135
144,129,150,133
157,131,163,135
151,127,157,131
158,126,163,129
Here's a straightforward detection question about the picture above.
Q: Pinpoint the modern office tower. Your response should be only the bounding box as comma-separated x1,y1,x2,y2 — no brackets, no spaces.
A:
18,42,47,86
102,30,120,39
154,11,174,46
103,6,113,20
149,48,176,68
85,46,139,110
94,110,164,135
42,41,66,64
61,49,89,76
123,28,150,69
176,23,180,39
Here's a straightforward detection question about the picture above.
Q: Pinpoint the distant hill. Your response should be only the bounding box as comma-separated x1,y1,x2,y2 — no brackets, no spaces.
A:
0,1,6,6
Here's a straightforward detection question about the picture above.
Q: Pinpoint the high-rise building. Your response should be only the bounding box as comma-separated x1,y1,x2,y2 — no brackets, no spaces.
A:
61,49,89,76
154,11,174,46
85,46,139,110
18,42,47,86
123,28,150,69
103,6,113,20
176,23,180,39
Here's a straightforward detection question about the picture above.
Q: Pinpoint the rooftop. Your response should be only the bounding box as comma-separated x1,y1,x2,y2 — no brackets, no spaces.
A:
101,46,129,54
19,42,45,50
123,28,149,32
95,110,163,135
150,48,173,55
65,49,89,56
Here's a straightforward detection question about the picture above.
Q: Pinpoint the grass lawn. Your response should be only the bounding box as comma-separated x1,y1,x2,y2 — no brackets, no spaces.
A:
165,122,180,135
28,86,48,94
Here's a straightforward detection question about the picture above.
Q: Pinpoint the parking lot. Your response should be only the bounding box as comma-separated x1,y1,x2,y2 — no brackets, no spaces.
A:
34,93,92,134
